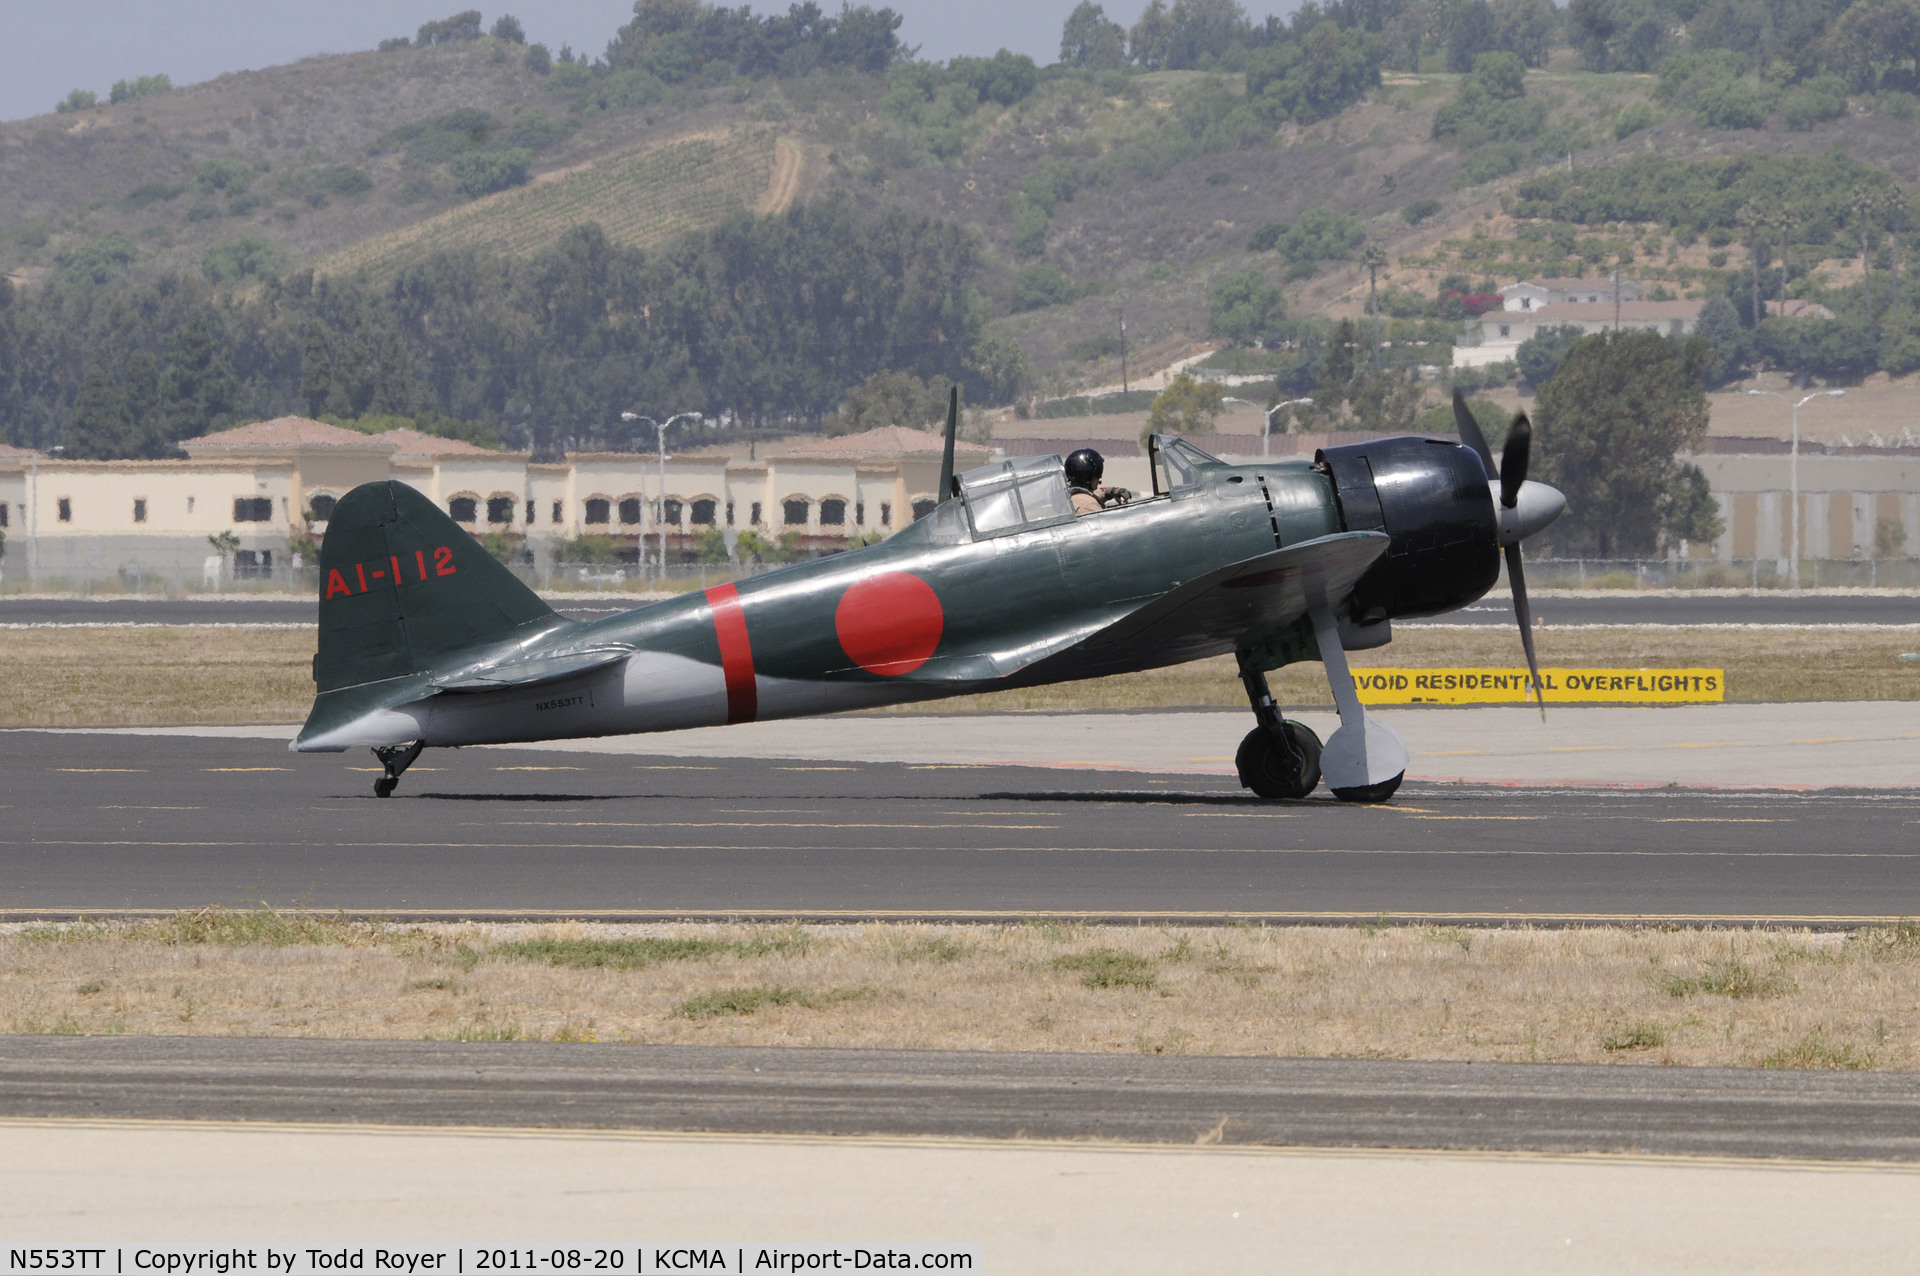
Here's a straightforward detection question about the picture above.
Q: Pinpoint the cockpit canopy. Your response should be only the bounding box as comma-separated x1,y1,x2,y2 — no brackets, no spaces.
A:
956,454,1075,538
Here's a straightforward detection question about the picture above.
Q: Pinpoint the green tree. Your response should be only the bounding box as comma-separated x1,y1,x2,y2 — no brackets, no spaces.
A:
1659,462,1725,549
826,371,957,435
161,310,238,442
1208,270,1285,344
1534,331,1713,556
1128,0,1173,68
1515,323,1587,388
1493,0,1557,67
1010,263,1080,312
202,235,283,285
1313,318,1361,414
1693,296,1747,385
491,14,526,42
1060,1,1127,68
1146,372,1226,439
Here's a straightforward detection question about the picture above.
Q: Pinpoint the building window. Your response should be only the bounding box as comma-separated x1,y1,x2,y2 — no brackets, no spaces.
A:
855,502,865,526
819,498,846,526
585,498,610,525
233,549,274,579
448,496,478,523
691,499,716,525
525,499,536,525
618,497,642,526
911,498,936,520
663,498,683,526
233,497,273,523
309,494,337,522
1497,324,1510,338
551,500,563,524
783,499,809,526
750,502,762,525
726,501,735,526
880,502,891,526
0,503,8,528
486,496,515,525
133,498,147,523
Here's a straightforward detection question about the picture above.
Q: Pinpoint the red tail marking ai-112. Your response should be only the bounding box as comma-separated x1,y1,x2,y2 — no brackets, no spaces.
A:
325,546,458,600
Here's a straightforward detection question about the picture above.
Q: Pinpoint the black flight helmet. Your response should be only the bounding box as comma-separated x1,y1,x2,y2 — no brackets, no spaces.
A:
1065,448,1105,490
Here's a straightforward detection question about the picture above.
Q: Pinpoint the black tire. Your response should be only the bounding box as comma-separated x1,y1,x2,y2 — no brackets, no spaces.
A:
1332,771,1404,804
1235,723,1323,800
374,776,397,799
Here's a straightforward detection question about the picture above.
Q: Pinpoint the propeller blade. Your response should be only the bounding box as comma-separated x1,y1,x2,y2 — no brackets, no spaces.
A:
1506,542,1546,720
1452,389,1496,477
1500,413,1532,509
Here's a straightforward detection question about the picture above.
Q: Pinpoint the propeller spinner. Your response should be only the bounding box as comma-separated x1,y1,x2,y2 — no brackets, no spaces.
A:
1452,389,1566,717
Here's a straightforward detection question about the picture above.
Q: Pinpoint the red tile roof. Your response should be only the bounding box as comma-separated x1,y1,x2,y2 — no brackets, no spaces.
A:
0,443,39,459
382,427,500,458
178,417,397,452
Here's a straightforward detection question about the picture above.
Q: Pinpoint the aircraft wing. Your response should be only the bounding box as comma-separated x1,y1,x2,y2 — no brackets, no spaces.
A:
1008,530,1389,684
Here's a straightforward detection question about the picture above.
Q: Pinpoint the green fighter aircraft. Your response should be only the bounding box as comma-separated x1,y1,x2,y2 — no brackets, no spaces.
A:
296,391,1564,802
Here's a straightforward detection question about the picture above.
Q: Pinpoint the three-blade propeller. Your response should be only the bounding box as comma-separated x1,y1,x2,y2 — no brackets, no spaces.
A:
1453,389,1564,719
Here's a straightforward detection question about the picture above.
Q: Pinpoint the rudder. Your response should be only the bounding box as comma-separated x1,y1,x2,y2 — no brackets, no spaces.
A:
314,480,559,693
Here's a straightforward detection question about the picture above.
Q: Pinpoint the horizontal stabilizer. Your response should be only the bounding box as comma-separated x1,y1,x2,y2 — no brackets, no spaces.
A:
432,646,633,693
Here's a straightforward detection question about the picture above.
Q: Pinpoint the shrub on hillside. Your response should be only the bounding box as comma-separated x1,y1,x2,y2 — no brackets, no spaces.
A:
1010,264,1081,313
450,148,533,197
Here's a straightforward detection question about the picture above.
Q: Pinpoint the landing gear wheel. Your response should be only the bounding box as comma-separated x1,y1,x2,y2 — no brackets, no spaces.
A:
1332,772,1404,804
1235,722,1323,800
371,740,424,799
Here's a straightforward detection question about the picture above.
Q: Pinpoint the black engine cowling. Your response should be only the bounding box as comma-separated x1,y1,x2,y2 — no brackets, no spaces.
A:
1317,436,1499,622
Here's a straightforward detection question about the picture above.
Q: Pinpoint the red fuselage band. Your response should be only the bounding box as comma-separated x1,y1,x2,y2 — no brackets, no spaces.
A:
705,583,758,724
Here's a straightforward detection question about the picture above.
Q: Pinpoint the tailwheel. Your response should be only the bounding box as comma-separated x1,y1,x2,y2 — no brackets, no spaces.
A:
371,740,424,799
1332,772,1404,804
1235,722,1322,800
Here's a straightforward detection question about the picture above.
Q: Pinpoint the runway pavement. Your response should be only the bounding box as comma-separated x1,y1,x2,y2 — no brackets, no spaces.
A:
3,727,1917,921
2,590,1916,626
3,1037,1918,1160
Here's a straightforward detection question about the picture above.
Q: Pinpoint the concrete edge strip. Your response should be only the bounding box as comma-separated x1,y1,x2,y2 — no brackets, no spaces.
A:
1,908,1911,928
0,1114,1916,1173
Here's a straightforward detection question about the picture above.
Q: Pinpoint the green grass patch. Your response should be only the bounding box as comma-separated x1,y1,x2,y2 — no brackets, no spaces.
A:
1601,1020,1668,1052
1051,948,1159,990
1660,959,1797,1000
887,937,971,963
1760,1031,1874,1070
673,984,871,1019
136,907,362,947
489,937,730,969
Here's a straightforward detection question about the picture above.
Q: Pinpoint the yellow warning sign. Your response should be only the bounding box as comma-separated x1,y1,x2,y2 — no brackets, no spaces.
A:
1352,668,1725,705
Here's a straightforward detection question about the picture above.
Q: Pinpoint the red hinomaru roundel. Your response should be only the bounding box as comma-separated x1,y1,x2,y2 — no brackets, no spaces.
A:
835,571,944,676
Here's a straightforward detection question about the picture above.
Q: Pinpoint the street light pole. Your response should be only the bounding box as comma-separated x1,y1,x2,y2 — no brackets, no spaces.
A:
1227,396,1314,459
1749,388,1843,590
621,410,703,585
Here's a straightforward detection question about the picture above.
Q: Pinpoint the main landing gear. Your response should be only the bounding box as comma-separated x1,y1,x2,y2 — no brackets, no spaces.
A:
372,740,424,798
1236,659,1322,800
1234,601,1410,804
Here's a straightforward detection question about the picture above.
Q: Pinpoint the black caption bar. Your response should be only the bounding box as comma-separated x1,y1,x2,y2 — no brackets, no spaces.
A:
3,1249,981,1275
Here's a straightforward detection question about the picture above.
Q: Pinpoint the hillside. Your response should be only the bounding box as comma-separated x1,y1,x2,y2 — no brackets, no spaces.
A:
5,10,1920,437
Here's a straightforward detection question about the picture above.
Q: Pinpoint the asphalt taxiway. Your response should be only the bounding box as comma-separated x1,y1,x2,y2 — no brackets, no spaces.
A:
3,1037,1917,1160
3,728,1917,921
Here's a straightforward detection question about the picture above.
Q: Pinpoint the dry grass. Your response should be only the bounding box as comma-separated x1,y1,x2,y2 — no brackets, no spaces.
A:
6,912,1918,1069
2,623,1915,728
879,625,1920,713
0,628,314,726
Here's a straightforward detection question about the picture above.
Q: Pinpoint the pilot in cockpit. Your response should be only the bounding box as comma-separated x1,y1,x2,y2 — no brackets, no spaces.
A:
1066,448,1134,515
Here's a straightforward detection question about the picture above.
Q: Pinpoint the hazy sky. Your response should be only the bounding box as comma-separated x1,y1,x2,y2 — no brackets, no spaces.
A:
4,0,1303,124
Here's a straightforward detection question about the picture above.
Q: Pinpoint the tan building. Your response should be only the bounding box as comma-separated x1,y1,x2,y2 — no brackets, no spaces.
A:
1688,438,1920,564
0,418,989,590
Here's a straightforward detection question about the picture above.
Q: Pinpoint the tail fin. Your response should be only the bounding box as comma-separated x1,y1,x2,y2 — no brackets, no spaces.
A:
314,480,558,693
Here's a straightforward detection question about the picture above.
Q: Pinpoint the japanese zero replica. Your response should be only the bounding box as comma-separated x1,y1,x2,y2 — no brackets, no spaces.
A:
297,392,1564,804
